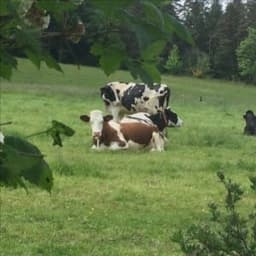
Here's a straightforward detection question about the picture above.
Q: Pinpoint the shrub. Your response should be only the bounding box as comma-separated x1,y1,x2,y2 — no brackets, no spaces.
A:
236,27,256,85
173,172,256,256
164,44,183,75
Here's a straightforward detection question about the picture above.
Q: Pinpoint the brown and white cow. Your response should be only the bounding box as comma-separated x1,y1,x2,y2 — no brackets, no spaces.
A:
100,81,170,121
80,110,165,151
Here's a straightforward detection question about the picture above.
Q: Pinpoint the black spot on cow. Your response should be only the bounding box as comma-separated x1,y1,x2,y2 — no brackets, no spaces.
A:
148,109,178,131
158,87,170,108
143,96,149,101
243,110,256,136
100,85,116,105
121,84,146,111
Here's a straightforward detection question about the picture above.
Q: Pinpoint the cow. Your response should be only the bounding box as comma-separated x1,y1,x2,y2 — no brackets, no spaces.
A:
243,110,256,136
80,110,165,151
100,81,170,122
120,107,183,131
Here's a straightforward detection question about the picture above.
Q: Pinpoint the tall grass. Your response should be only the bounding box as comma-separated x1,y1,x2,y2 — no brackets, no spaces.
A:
0,59,255,256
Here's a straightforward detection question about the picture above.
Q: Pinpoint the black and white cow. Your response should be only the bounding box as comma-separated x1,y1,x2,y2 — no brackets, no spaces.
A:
243,110,256,136
100,81,170,121
121,107,183,131
80,110,165,151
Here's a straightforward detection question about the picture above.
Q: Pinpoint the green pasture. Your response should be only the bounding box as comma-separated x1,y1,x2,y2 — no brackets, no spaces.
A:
0,59,255,255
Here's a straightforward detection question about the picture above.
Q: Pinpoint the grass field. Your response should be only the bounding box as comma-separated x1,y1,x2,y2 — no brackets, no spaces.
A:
0,59,256,256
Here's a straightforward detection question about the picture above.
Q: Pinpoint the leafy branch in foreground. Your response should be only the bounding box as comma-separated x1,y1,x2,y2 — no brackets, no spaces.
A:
173,172,256,256
0,120,75,192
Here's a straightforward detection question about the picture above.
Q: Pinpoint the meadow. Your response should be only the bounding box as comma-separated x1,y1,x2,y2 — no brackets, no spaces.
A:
0,59,255,256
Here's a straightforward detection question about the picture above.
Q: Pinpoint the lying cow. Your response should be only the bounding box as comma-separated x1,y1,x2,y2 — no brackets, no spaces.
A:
100,81,170,121
80,110,165,151
243,110,256,136
121,107,183,131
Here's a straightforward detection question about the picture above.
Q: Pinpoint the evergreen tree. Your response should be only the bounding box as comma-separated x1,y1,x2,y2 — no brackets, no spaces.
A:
211,0,247,79
206,0,223,74
183,0,209,53
246,0,256,29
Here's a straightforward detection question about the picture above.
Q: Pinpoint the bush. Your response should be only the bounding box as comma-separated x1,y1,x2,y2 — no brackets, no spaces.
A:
173,172,256,256
185,48,210,78
236,27,256,85
164,44,183,75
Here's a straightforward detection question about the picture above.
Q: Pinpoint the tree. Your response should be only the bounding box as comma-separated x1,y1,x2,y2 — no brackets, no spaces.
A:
236,27,256,84
164,44,183,75
0,0,193,84
211,0,247,79
182,0,209,53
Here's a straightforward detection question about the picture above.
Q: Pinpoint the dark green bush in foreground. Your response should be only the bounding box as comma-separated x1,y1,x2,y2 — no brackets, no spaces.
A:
174,172,256,256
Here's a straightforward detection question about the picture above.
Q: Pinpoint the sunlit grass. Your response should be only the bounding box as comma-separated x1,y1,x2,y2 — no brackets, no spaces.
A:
0,59,255,256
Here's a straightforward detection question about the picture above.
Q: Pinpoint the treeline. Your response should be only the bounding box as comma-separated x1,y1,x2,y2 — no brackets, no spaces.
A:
44,0,256,84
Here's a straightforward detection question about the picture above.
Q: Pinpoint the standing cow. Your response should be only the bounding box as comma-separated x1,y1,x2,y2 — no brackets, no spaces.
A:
100,81,170,122
243,110,256,136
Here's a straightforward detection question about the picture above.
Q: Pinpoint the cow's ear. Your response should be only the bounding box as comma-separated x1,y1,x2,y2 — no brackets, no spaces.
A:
104,115,113,122
80,115,90,122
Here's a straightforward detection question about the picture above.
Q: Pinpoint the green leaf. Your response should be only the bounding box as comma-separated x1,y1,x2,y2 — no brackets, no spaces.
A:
0,0,9,16
36,0,76,22
0,50,17,80
99,48,124,76
24,49,41,69
90,42,104,56
142,62,161,83
47,120,75,147
163,14,194,45
0,136,53,192
43,54,63,72
141,0,165,29
142,40,165,61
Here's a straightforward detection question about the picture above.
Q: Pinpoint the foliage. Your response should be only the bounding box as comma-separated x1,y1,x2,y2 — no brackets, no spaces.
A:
27,120,75,147
86,0,192,84
164,44,183,75
0,0,192,84
236,27,256,84
185,48,210,78
173,172,256,256
0,135,53,192
0,0,84,79
0,120,75,191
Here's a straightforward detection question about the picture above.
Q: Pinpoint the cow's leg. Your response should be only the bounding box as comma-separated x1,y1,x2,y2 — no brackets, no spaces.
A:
151,132,165,152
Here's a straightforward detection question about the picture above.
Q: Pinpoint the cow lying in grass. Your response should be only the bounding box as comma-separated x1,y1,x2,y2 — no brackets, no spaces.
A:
243,110,256,136
80,109,179,151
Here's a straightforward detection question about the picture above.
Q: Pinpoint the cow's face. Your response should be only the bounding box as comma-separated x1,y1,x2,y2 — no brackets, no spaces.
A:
165,108,183,127
80,110,113,139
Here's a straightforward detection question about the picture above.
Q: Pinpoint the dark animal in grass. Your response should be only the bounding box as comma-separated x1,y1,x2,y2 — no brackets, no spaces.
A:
243,110,256,136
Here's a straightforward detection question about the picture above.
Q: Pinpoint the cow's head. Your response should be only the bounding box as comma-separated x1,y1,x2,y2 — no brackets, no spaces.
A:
80,110,113,140
164,107,183,127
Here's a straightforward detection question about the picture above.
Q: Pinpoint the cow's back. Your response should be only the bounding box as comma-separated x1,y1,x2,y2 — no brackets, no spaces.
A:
120,122,158,145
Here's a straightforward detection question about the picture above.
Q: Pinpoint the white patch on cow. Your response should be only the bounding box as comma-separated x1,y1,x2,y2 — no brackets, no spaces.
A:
169,116,183,127
89,110,104,136
120,113,153,126
0,132,4,144
109,105,120,122
176,117,183,127
126,140,145,150
110,141,128,150
108,120,127,143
